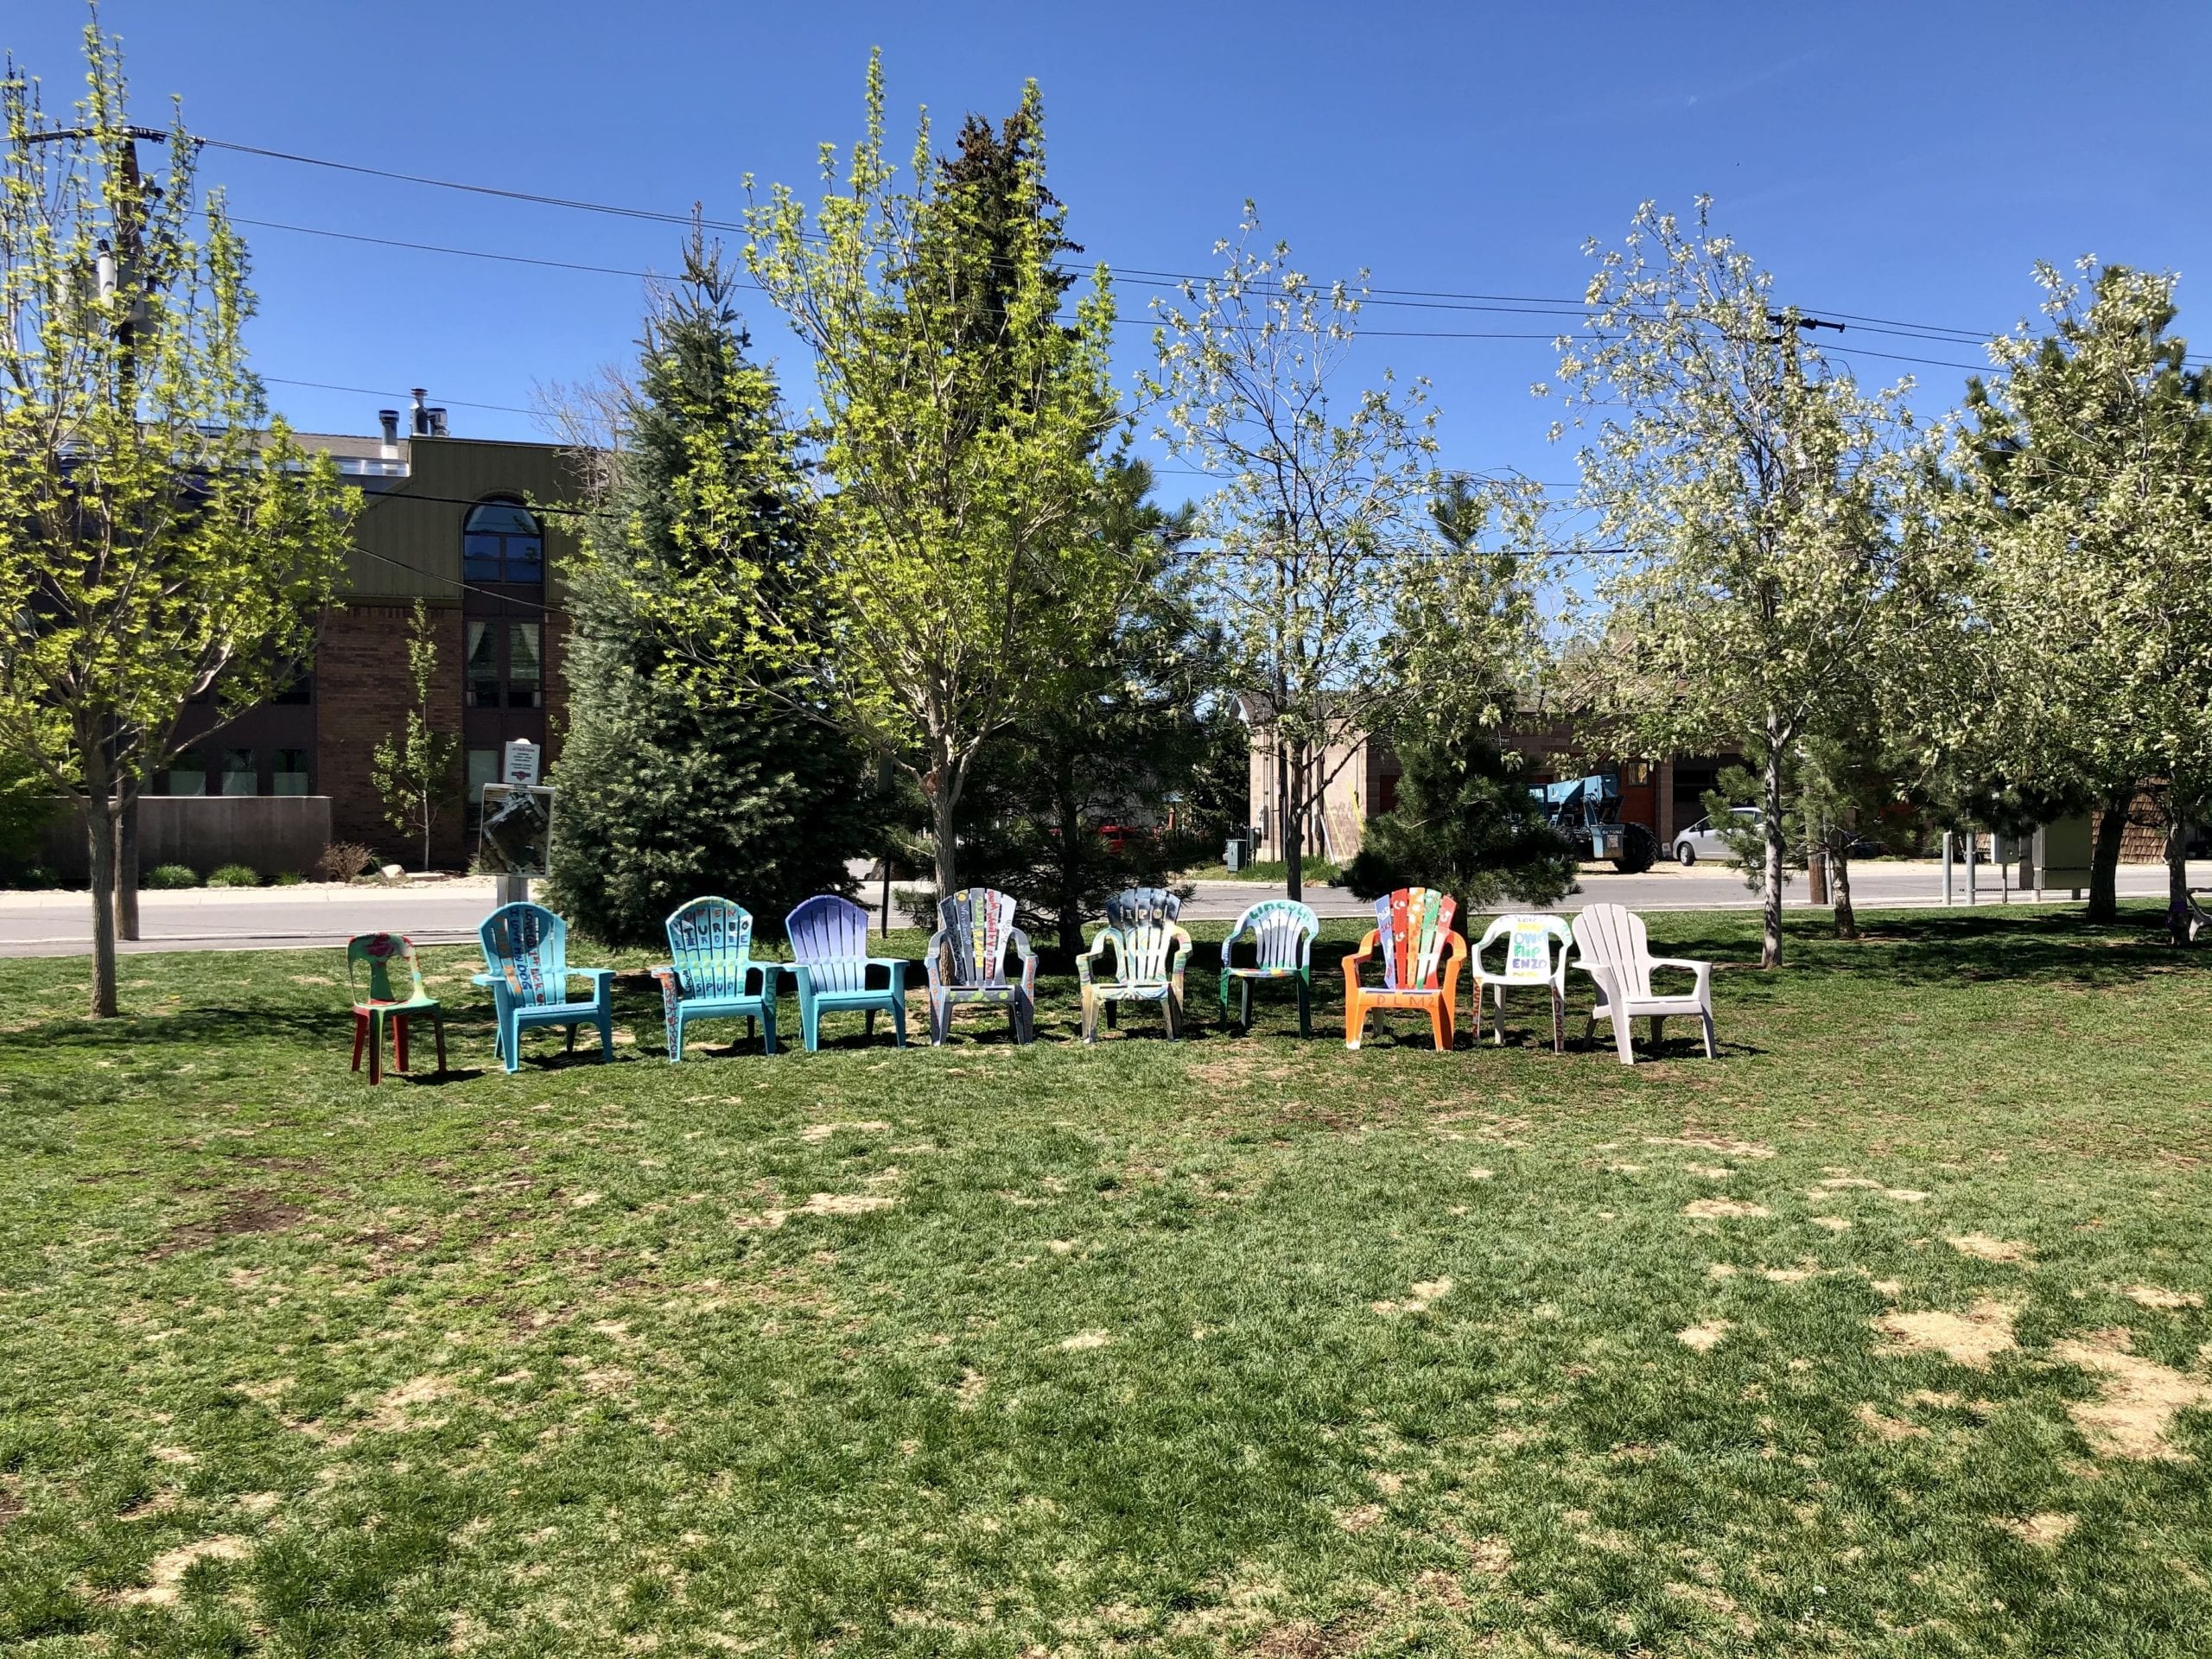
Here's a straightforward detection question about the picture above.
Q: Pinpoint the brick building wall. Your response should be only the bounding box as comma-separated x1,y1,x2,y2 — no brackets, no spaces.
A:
315,600,468,867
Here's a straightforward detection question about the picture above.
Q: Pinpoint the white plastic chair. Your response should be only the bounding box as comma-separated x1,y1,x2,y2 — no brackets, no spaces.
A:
1570,904,1716,1065
1469,914,1574,1052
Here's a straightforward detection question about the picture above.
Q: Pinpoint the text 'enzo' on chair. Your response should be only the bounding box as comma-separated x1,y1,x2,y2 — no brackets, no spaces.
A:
474,903,615,1074
1469,913,1574,1053
1571,902,1716,1065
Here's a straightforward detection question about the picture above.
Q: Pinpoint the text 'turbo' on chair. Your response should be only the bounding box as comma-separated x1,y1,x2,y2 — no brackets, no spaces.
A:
346,932,446,1084
926,887,1036,1046
1470,913,1575,1053
652,896,780,1061
1344,887,1466,1052
474,903,615,1075
1078,887,1192,1042
786,893,907,1052
1219,898,1319,1036
1572,903,1716,1065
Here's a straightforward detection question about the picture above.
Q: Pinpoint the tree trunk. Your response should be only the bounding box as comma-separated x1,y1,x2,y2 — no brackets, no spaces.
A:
1831,846,1857,940
114,780,141,942
929,775,959,901
2087,787,2131,923
2168,810,2194,946
86,758,120,1019
1281,741,1304,903
1760,744,1786,969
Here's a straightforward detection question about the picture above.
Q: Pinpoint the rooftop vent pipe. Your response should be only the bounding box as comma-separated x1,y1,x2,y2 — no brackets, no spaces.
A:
377,409,400,456
427,406,448,438
410,387,429,436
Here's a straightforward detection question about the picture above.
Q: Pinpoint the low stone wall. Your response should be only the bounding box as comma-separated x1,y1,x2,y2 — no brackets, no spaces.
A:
42,796,334,881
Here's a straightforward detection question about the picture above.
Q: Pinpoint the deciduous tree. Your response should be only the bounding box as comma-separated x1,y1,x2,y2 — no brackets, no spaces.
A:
370,601,459,873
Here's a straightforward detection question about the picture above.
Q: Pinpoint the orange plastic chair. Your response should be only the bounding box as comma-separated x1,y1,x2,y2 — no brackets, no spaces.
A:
1343,887,1466,1052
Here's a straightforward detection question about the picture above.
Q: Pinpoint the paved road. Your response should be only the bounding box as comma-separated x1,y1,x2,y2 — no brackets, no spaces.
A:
2,860,2201,957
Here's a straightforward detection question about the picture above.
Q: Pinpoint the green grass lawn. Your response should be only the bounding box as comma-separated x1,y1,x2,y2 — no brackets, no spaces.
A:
3,906,2209,1656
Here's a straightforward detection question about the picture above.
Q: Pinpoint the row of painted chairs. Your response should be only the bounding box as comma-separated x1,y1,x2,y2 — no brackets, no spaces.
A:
346,885,1715,1080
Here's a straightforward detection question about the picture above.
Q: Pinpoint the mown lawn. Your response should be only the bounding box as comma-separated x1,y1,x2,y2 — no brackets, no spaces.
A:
2,906,2209,1657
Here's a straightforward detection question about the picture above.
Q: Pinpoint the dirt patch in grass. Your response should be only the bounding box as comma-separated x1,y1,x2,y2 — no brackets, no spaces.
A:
1649,1135,1776,1160
365,1374,454,1433
2050,1329,2212,1461
1854,1402,1931,1442
118,1535,250,1606
1948,1234,2032,1264
1998,1512,2079,1548
799,1121,891,1142
1374,1277,1453,1315
145,1192,306,1259
1059,1330,1112,1351
1684,1198,1770,1219
2123,1285,2204,1311
1677,1319,1732,1352
1872,1300,2017,1369
738,1192,902,1230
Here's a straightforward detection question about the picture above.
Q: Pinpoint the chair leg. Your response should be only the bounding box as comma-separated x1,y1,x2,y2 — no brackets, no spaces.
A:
1165,990,1181,1040
866,1009,876,1039
1649,1015,1665,1056
802,1006,820,1054
1344,993,1365,1051
1239,979,1252,1033
1296,976,1311,1039
565,1023,578,1054
1612,1014,1637,1067
1429,999,1449,1052
394,1014,410,1074
1700,1010,1716,1059
891,995,907,1048
502,1015,522,1074
1105,999,1118,1030
432,1010,448,1074
596,1005,613,1061
1550,988,1563,1056
747,1014,757,1044
351,1012,367,1074
761,1002,779,1057
368,1011,385,1085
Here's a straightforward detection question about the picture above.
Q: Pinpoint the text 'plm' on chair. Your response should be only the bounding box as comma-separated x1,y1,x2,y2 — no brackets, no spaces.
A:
346,931,446,1084
474,903,615,1074
1079,887,1192,1041
926,887,1036,1046
1470,913,1575,1053
787,893,907,1052
653,896,779,1062
1219,898,1319,1037
1344,887,1466,1052
1572,902,1716,1065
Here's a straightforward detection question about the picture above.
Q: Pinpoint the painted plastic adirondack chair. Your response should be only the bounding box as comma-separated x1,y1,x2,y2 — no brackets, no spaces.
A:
1343,887,1466,1052
473,902,614,1074
1078,887,1192,1041
1219,899,1319,1036
1571,903,1715,1065
652,897,780,1061
925,887,1036,1046
1469,913,1575,1053
346,932,446,1084
785,893,907,1052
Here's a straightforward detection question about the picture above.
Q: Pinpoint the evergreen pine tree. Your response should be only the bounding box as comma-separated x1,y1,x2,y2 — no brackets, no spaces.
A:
549,243,880,944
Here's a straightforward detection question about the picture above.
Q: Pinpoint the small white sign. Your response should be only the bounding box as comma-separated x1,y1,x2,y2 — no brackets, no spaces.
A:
502,739,540,787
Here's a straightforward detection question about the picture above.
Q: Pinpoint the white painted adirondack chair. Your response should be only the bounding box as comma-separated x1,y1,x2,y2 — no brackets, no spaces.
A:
1469,913,1574,1052
1570,904,1715,1065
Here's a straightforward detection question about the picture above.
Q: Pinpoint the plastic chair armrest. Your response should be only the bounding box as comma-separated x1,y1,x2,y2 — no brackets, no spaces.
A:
924,929,952,991
748,961,781,997
1648,957,1713,995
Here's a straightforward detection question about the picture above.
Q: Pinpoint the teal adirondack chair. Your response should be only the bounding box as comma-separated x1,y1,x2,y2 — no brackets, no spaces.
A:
1219,899,1319,1036
474,902,614,1074
652,896,779,1061
346,932,446,1084
1078,887,1192,1042
786,893,907,1052
925,887,1036,1046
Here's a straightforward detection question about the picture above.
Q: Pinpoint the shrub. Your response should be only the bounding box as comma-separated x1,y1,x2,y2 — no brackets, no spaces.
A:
145,863,200,889
272,870,304,886
207,863,261,888
315,842,376,883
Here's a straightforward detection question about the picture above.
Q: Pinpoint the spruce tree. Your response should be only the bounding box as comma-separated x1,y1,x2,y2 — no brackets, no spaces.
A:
549,243,880,945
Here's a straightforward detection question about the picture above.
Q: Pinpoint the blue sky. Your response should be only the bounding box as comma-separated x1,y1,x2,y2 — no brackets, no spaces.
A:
13,1,2212,526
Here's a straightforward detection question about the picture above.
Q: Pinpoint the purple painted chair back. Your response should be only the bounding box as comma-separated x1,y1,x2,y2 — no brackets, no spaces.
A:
665,897,756,999
786,894,873,995
480,903,569,1009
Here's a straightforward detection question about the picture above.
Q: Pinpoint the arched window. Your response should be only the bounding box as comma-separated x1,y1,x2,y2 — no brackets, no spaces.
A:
462,499,543,584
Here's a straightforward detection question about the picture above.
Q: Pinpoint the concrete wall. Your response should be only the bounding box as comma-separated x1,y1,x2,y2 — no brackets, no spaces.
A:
43,796,334,881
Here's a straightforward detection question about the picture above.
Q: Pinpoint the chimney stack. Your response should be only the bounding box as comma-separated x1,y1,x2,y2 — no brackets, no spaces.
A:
377,409,400,457
427,406,448,438
410,387,429,436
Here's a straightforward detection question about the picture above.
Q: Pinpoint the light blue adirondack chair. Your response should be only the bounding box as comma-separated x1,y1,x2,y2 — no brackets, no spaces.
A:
652,896,780,1061
474,902,614,1074
785,893,907,1052
1219,898,1320,1036
925,887,1036,1046
1078,887,1192,1042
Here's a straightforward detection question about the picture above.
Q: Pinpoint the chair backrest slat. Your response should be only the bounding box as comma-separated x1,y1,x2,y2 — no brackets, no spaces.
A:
940,888,1015,988
665,897,754,999
1102,887,1183,985
1376,887,1458,990
1572,903,1655,999
1230,899,1318,972
788,894,872,995
479,904,567,1008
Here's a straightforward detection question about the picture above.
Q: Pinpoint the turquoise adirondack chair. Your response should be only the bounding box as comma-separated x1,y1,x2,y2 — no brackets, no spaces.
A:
346,932,446,1084
925,887,1036,1046
1078,887,1192,1042
652,896,780,1061
786,893,907,1052
474,902,614,1074
1218,899,1320,1036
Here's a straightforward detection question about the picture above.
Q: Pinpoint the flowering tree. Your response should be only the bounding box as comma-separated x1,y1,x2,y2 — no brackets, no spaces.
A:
1551,199,1923,968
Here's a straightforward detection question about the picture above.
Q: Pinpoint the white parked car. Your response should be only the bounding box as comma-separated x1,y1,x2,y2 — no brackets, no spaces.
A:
1672,808,1760,867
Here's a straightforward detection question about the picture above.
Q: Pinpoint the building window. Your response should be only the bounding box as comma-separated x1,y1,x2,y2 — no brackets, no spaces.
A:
462,499,543,584
220,748,257,797
508,623,542,709
466,621,501,709
466,747,499,830
272,749,310,796
168,749,207,797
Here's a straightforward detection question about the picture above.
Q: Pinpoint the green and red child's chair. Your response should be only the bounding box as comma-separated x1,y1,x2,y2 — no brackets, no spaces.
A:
346,931,447,1084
